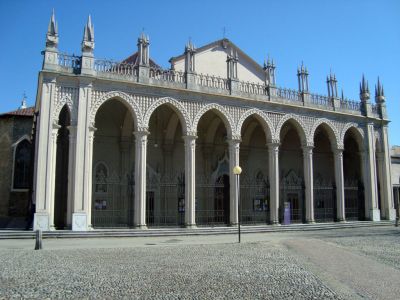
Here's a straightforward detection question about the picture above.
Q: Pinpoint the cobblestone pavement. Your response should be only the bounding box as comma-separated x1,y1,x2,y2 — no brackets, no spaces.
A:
321,227,400,270
0,226,398,299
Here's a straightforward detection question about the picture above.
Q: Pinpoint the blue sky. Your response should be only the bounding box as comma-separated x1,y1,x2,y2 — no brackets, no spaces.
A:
1,0,399,144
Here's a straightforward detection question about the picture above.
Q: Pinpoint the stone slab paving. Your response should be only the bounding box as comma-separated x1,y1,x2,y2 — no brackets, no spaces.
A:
321,228,400,271
283,238,400,300
0,243,339,299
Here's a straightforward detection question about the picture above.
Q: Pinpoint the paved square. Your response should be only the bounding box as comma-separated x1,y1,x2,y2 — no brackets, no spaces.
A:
0,226,399,299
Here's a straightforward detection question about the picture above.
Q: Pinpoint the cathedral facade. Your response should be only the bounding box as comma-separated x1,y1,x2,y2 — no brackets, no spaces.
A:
33,13,396,231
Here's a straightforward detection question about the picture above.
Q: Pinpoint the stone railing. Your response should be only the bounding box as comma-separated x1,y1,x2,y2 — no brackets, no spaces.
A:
52,52,380,118
94,59,137,79
195,74,229,90
58,53,81,72
239,81,266,95
150,67,186,83
340,98,361,111
276,87,302,102
310,93,331,107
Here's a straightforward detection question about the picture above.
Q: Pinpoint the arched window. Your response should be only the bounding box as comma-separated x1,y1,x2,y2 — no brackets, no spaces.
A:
13,139,32,189
95,162,108,193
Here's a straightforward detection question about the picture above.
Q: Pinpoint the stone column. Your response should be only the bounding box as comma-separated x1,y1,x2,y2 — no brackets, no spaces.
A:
228,138,241,225
183,134,197,228
362,123,380,221
85,126,96,229
134,130,149,228
34,78,57,231
268,142,280,225
333,148,345,222
48,123,60,230
303,145,315,223
379,126,396,220
66,125,77,228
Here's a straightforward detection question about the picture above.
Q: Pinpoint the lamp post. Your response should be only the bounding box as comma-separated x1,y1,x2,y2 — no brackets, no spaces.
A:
233,165,242,243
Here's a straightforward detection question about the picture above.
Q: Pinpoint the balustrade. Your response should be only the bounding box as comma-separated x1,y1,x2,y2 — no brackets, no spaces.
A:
58,53,81,71
94,59,137,78
54,52,374,117
277,87,301,102
310,93,330,107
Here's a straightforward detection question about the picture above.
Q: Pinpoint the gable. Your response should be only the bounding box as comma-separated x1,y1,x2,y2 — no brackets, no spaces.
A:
170,39,265,84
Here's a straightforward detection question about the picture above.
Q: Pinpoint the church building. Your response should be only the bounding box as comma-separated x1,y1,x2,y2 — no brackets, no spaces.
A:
33,12,396,231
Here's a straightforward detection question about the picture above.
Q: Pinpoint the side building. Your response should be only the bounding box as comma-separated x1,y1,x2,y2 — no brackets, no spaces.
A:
0,101,34,228
33,12,396,231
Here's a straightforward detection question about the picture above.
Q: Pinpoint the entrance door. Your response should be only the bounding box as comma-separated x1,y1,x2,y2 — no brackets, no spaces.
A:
146,191,155,225
214,175,230,224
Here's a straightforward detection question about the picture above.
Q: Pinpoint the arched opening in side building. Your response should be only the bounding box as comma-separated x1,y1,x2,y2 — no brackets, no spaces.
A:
239,115,270,224
54,105,70,229
146,104,185,227
92,98,135,228
195,110,230,226
313,124,335,223
343,128,365,221
279,120,305,224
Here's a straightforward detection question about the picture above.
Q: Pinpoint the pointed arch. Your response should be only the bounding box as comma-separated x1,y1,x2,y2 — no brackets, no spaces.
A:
53,94,74,123
165,113,180,141
193,103,234,138
310,118,339,149
276,114,307,145
144,97,189,134
341,123,365,151
237,108,275,142
91,91,142,129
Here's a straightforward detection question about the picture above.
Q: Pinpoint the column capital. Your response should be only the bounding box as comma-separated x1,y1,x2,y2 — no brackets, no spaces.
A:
52,122,61,130
302,143,314,153
182,134,198,141
133,130,150,138
267,141,280,149
227,136,241,145
332,146,344,154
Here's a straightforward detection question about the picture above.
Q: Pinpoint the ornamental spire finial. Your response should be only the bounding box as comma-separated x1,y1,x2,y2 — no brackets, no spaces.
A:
46,9,58,48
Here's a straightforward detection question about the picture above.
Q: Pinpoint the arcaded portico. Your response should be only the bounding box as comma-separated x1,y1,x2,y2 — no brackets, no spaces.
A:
33,13,396,231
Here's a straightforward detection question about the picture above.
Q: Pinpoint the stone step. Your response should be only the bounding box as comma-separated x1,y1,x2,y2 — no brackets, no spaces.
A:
0,221,394,240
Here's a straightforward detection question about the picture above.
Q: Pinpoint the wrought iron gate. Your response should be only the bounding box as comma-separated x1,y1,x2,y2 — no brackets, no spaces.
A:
91,166,134,228
240,172,270,224
313,175,335,222
344,180,365,221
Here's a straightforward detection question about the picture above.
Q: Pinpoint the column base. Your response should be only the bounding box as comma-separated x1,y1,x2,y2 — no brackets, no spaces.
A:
336,218,346,223
33,213,50,231
185,224,197,229
369,209,381,221
72,212,88,231
270,221,281,226
385,208,396,221
306,220,316,224
134,225,148,230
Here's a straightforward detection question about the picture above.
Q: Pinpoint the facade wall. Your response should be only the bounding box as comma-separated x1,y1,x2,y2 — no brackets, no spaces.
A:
0,116,32,226
32,21,396,230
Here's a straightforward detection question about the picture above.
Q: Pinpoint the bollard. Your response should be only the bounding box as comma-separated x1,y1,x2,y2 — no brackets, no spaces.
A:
34,229,42,250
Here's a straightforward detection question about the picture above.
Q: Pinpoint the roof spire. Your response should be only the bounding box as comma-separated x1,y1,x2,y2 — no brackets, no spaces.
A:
46,9,58,48
375,77,385,103
82,15,95,53
19,92,27,110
